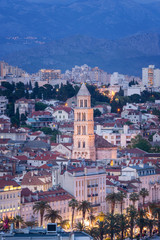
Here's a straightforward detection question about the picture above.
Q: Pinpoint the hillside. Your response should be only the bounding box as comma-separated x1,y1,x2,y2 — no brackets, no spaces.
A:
2,33,160,76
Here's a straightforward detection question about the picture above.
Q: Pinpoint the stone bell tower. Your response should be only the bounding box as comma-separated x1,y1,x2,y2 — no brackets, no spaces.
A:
72,83,96,161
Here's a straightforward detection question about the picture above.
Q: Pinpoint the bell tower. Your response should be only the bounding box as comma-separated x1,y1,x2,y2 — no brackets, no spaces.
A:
72,83,96,161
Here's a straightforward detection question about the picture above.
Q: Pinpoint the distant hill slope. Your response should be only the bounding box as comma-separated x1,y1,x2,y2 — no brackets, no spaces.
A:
1,0,160,75
2,33,160,76
0,0,160,39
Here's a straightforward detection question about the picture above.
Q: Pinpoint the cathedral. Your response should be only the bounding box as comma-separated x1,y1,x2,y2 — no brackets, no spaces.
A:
71,83,117,161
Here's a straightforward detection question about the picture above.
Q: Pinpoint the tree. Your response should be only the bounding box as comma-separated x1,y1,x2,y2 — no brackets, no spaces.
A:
21,113,27,125
129,192,139,207
131,134,151,152
94,109,102,117
41,127,53,135
139,188,149,208
68,198,78,230
58,219,70,230
106,192,119,215
25,220,38,228
95,220,107,240
117,191,127,214
13,215,24,229
117,214,128,240
88,207,96,227
75,222,85,231
127,205,138,240
44,209,62,223
105,214,120,240
77,200,91,223
35,102,47,111
33,201,50,226
146,218,156,237
151,205,160,235
136,209,147,238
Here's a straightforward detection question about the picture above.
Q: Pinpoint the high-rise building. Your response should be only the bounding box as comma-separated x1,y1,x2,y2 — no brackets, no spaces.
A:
39,69,61,82
72,83,96,161
142,65,160,88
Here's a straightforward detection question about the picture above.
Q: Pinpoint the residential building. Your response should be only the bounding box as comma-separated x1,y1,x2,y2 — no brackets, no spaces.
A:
58,166,107,218
21,187,73,227
0,96,8,115
39,69,61,82
26,111,53,128
15,98,35,116
142,65,160,88
0,178,21,219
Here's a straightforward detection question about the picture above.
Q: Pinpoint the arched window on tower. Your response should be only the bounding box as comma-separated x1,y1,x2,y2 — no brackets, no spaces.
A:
84,100,88,107
77,113,81,121
78,141,81,148
80,100,83,108
77,126,81,135
82,126,86,135
82,113,86,121
83,141,85,148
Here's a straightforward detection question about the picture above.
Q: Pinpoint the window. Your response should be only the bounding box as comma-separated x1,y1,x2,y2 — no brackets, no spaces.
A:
84,100,87,107
83,141,85,148
82,113,86,121
77,126,81,135
80,100,83,108
78,141,81,148
82,126,86,135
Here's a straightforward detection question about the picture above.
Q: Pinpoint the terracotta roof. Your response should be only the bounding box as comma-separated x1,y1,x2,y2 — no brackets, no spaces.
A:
0,179,20,189
0,139,10,144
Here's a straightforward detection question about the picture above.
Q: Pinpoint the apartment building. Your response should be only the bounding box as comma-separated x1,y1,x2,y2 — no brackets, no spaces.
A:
0,96,8,115
142,65,160,88
39,69,61,82
0,178,21,219
58,166,107,220
15,98,35,116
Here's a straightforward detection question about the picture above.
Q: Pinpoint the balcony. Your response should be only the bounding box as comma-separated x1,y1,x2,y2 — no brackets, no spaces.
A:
91,203,100,207
87,184,98,188
87,193,98,197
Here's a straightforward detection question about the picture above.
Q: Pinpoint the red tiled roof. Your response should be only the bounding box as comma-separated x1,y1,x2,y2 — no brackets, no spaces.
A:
0,179,20,189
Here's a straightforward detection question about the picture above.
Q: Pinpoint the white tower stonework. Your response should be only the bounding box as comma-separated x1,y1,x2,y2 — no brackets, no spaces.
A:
72,83,96,161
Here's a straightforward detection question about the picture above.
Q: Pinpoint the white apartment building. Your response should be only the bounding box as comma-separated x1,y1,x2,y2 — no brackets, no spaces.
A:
58,166,107,220
0,96,8,115
0,179,21,219
101,125,138,148
142,65,160,88
110,72,125,86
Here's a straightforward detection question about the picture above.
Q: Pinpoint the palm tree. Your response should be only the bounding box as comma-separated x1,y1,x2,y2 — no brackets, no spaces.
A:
129,192,139,207
117,191,127,214
68,198,78,229
75,222,85,231
85,227,99,240
96,220,107,240
136,209,147,238
77,200,91,223
58,219,70,230
117,214,128,240
152,205,160,235
146,218,157,237
127,205,138,240
13,215,24,229
88,207,95,227
25,220,38,228
139,188,149,208
33,201,50,226
105,213,120,240
44,209,62,223
106,192,119,215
